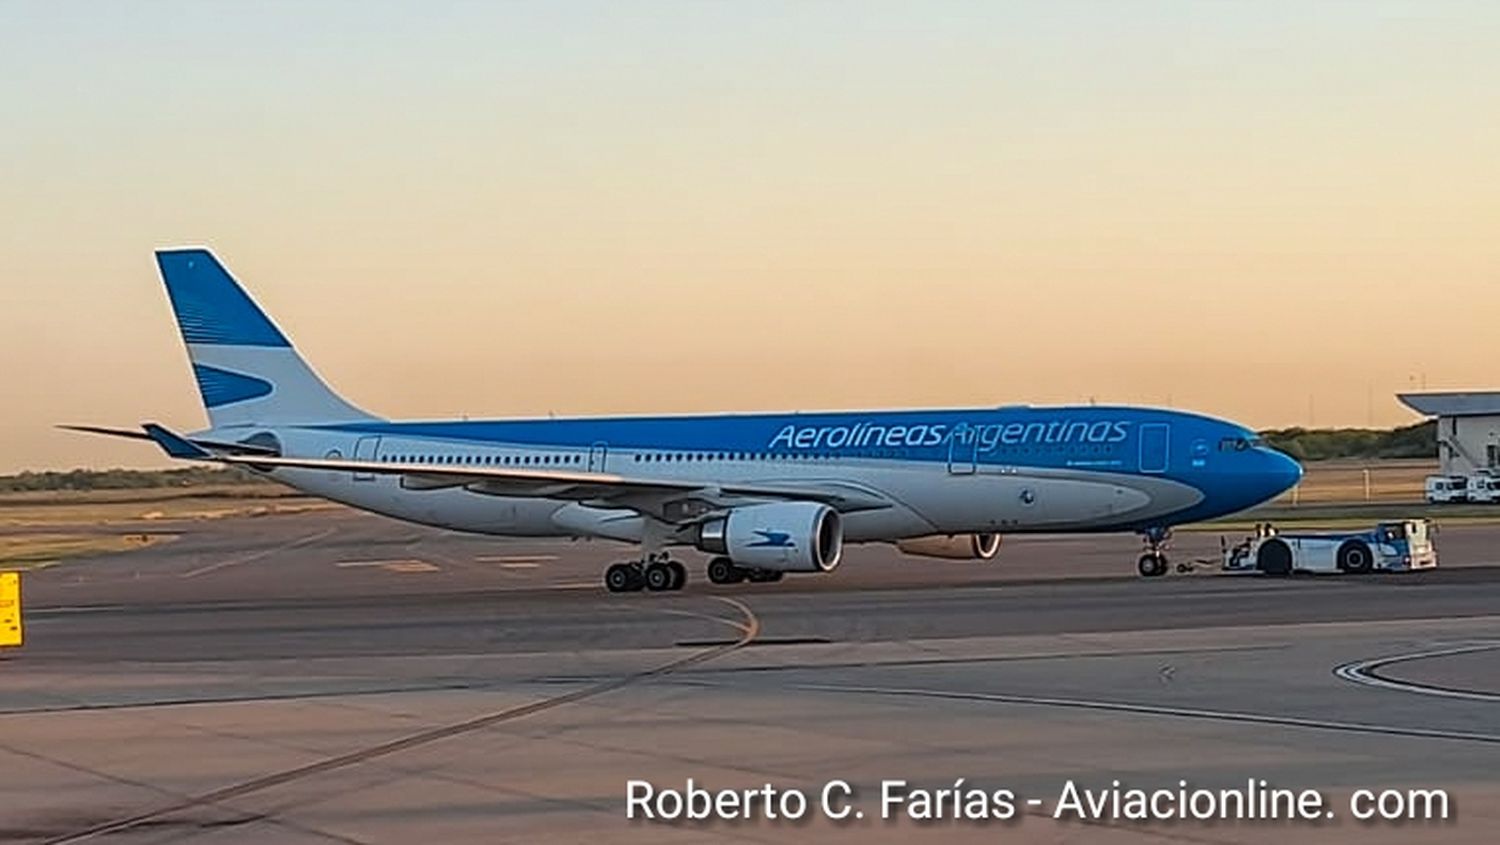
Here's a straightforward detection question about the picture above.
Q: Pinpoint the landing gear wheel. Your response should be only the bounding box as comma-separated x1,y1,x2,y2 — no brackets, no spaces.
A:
1337,541,1373,574
667,560,687,590
644,561,675,592
1136,527,1173,579
1137,553,1168,578
706,556,740,585
746,569,784,583
605,562,641,593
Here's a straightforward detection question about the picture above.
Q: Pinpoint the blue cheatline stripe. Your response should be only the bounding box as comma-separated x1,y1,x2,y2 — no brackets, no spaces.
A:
312,407,1182,457
192,364,273,407
156,249,291,348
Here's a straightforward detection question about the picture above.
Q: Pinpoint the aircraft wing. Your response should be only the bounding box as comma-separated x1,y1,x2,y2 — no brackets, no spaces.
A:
105,423,892,522
218,453,892,521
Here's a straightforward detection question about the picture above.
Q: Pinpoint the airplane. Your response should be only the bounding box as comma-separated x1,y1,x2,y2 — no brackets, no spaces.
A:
68,248,1303,591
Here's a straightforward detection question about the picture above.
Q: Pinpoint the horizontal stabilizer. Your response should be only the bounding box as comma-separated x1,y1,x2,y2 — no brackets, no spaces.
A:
142,423,213,460
60,424,281,456
57,424,154,442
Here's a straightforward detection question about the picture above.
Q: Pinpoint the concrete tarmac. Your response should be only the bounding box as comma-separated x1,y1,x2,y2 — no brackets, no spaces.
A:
4,510,1500,843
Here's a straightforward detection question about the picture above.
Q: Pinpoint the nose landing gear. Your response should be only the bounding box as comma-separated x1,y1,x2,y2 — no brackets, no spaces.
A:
1137,526,1173,578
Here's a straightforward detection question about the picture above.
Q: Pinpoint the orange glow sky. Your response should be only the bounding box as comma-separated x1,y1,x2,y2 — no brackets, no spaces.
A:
3,2,1497,472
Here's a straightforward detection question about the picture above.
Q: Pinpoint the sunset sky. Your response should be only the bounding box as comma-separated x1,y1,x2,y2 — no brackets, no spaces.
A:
3,1,1497,473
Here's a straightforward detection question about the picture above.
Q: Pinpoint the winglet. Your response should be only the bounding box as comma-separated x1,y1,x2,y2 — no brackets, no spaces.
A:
141,423,214,460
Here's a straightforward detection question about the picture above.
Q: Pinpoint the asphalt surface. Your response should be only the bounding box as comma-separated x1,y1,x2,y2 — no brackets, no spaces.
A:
3,510,1499,843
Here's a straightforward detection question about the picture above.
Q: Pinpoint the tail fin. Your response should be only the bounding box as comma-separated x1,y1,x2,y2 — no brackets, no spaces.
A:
155,248,377,428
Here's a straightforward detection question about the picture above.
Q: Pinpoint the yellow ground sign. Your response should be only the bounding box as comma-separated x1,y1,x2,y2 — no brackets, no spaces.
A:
0,572,21,648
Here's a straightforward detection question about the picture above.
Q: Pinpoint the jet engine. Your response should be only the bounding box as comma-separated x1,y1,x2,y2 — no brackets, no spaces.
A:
697,502,843,572
896,533,1002,560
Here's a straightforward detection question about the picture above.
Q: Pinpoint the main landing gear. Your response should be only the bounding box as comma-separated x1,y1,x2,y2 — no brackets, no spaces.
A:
706,556,784,586
604,554,687,593
600,553,787,593
1136,526,1174,578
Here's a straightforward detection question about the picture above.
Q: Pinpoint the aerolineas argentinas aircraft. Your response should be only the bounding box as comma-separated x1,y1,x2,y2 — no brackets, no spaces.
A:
71,249,1302,591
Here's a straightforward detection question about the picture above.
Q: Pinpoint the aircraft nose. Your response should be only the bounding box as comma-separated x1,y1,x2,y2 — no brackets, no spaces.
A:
1262,449,1303,497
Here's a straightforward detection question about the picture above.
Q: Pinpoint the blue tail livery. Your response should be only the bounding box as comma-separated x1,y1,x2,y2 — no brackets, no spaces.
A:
154,248,374,428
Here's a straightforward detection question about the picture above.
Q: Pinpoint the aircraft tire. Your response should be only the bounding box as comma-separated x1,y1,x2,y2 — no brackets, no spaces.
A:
644,561,675,591
707,556,740,585
667,560,688,590
605,563,640,593
1137,553,1167,578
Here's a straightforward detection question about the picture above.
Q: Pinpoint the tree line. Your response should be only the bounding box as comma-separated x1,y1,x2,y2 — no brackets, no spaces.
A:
0,466,270,492
1259,420,1435,462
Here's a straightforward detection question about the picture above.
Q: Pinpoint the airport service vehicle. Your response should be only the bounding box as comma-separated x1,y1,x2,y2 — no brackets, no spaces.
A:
69,249,1302,592
1217,520,1437,576
1425,475,1471,504
1466,474,1500,503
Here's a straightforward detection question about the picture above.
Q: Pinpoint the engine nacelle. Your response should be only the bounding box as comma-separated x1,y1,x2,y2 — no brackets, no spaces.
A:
697,502,843,572
896,533,1002,560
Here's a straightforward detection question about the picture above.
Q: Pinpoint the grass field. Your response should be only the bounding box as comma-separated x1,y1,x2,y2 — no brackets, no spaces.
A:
0,532,169,570
1270,457,1434,504
0,484,333,528
0,483,296,507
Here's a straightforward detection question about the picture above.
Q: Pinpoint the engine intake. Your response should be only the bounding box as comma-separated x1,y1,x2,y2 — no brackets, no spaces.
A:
896,533,1002,560
697,502,843,572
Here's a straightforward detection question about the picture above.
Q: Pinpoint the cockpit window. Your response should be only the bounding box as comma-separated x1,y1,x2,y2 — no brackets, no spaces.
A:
1218,436,1264,452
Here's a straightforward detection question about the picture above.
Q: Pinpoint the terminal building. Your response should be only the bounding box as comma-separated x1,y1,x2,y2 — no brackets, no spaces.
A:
1397,392,1500,476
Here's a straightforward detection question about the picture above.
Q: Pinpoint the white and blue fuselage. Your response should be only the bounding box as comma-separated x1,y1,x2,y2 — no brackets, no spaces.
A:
255,408,1299,542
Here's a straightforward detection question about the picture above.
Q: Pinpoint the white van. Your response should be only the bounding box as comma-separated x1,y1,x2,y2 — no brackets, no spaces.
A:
1425,475,1470,504
1467,474,1500,503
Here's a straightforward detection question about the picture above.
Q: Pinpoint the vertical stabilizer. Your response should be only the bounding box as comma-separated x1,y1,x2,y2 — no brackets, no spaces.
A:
155,248,378,427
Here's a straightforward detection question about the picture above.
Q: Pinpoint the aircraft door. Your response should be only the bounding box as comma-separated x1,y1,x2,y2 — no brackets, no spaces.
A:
1139,424,1169,474
947,425,977,475
353,435,382,481
588,441,608,472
